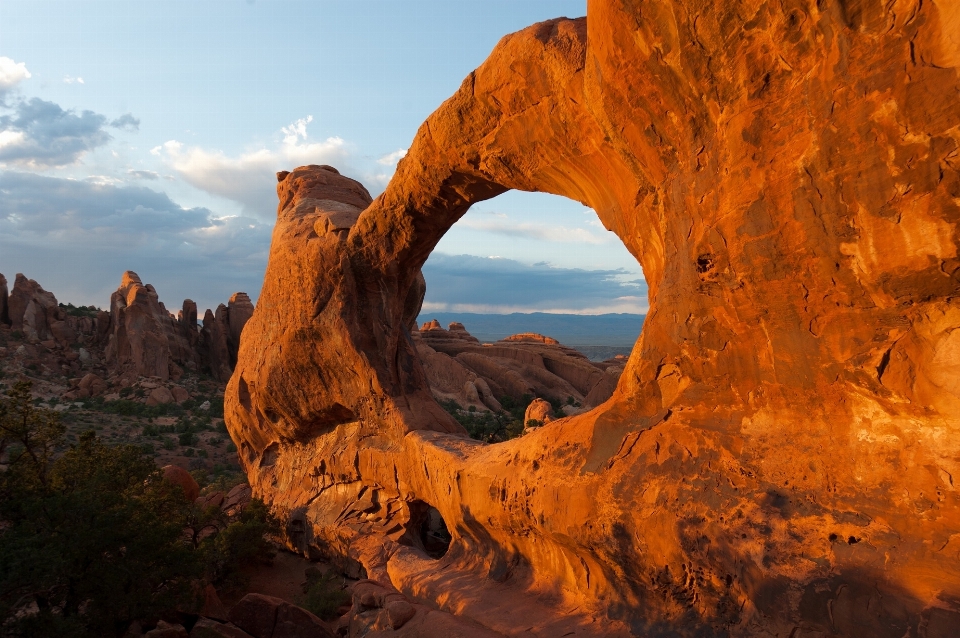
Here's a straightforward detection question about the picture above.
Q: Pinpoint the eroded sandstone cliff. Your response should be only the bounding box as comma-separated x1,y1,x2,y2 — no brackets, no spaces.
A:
225,1,960,635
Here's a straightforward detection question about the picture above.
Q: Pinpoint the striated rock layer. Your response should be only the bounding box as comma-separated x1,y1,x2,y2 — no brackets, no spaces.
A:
226,2,960,636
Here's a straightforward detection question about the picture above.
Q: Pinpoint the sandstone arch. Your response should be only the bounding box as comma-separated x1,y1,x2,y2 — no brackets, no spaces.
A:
227,2,960,635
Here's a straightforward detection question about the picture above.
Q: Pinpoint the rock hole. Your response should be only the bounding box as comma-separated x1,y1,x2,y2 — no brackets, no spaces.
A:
238,374,252,411
260,442,279,467
696,254,715,274
829,533,838,542
847,535,860,545
403,500,451,559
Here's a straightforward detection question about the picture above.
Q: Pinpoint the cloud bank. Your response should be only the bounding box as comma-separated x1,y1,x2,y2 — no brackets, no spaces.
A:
0,171,271,312
421,253,648,314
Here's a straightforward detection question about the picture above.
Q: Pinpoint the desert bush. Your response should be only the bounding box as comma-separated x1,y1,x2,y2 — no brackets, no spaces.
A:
298,570,350,621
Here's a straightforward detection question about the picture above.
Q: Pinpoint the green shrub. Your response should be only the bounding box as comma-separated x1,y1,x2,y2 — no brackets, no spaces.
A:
298,571,350,621
178,431,198,447
201,498,278,593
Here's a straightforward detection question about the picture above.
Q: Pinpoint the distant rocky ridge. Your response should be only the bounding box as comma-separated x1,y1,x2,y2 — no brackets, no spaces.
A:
0,270,253,391
415,320,625,413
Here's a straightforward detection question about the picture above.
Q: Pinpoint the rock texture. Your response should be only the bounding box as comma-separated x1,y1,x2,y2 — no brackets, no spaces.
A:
226,3,960,636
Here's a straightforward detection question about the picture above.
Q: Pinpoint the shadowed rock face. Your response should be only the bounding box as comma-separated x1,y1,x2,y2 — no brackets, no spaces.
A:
226,2,960,635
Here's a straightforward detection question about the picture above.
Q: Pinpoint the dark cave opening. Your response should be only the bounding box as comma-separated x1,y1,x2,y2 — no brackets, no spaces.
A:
405,500,451,559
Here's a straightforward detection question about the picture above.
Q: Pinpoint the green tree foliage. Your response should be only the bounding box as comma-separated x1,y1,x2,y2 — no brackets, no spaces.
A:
201,499,279,593
0,381,277,637
439,396,529,442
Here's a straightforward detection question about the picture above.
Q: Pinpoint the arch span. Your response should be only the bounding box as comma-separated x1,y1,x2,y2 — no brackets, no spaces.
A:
226,3,960,635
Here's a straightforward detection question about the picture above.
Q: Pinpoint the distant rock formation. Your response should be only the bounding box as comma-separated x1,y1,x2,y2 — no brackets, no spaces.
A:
103,271,178,380
100,271,254,383
0,269,253,385
200,306,232,382
8,274,75,347
414,320,621,411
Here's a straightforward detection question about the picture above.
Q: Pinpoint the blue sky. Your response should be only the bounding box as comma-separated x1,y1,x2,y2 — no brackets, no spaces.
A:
0,0,646,315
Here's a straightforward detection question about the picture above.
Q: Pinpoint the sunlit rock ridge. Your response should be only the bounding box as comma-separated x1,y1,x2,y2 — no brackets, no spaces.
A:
225,1,960,636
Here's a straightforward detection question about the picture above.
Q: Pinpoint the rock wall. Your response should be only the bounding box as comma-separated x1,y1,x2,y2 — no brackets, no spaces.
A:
225,2,960,636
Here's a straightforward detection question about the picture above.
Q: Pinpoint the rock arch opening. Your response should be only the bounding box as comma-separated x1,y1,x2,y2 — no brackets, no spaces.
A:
412,189,645,439
403,500,451,560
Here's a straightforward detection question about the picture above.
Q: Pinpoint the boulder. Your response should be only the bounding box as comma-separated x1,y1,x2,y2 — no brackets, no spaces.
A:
385,600,416,629
171,385,190,404
200,583,228,622
146,386,175,406
161,465,199,502
77,373,107,398
145,620,188,638
227,593,333,638
523,398,553,426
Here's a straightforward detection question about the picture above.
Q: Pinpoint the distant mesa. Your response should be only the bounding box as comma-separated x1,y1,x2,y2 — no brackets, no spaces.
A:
499,332,559,345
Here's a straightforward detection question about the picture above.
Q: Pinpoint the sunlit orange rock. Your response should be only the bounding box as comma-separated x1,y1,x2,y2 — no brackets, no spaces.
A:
226,2,960,635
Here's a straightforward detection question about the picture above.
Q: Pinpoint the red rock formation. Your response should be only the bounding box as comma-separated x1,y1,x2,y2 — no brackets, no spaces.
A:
226,3,960,635
100,271,251,383
0,273,9,327
226,292,254,365
523,398,553,426
7,274,76,347
500,332,559,345
201,306,232,382
103,272,176,380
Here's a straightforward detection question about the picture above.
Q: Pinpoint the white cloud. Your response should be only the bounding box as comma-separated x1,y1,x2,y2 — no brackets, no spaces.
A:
0,57,31,92
459,214,611,245
377,148,407,165
154,116,355,218
63,75,84,85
